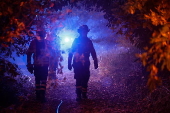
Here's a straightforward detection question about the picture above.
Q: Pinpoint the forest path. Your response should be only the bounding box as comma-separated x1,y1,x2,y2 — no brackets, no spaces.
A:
20,60,144,113
19,71,141,113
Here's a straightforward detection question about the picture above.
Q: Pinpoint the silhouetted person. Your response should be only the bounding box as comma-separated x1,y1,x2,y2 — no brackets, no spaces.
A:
68,25,98,101
26,31,52,102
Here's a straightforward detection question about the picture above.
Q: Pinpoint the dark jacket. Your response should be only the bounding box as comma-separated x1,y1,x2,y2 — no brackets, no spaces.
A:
27,39,52,66
69,37,97,66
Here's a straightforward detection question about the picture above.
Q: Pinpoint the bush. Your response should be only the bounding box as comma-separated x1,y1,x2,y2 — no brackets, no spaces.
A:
0,58,33,108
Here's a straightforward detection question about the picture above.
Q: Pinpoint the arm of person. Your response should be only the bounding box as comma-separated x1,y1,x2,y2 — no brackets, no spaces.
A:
90,41,98,69
68,39,77,70
26,40,35,74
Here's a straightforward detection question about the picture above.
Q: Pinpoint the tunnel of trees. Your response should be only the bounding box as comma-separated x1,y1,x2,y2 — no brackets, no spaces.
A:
1,0,170,112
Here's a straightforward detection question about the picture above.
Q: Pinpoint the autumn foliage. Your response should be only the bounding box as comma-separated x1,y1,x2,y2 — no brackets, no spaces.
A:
121,0,170,91
1,0,170,110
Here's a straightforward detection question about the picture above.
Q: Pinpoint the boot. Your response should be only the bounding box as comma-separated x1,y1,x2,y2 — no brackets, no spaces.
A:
76,88,82,101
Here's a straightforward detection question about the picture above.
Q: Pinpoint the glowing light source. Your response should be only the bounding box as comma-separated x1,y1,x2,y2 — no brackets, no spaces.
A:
60,36,74,50
58,28,78,50
64,37,70,43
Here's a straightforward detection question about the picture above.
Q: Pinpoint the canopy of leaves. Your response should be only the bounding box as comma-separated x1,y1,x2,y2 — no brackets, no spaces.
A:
122,0,170,91
0,0,78,58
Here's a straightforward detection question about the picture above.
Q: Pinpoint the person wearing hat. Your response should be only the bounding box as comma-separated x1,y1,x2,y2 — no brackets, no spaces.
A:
26,31,52,102
68,25,98,101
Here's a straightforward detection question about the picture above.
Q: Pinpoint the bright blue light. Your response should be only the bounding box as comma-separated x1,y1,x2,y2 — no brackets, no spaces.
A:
58,28,78,50
64,37,70,43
